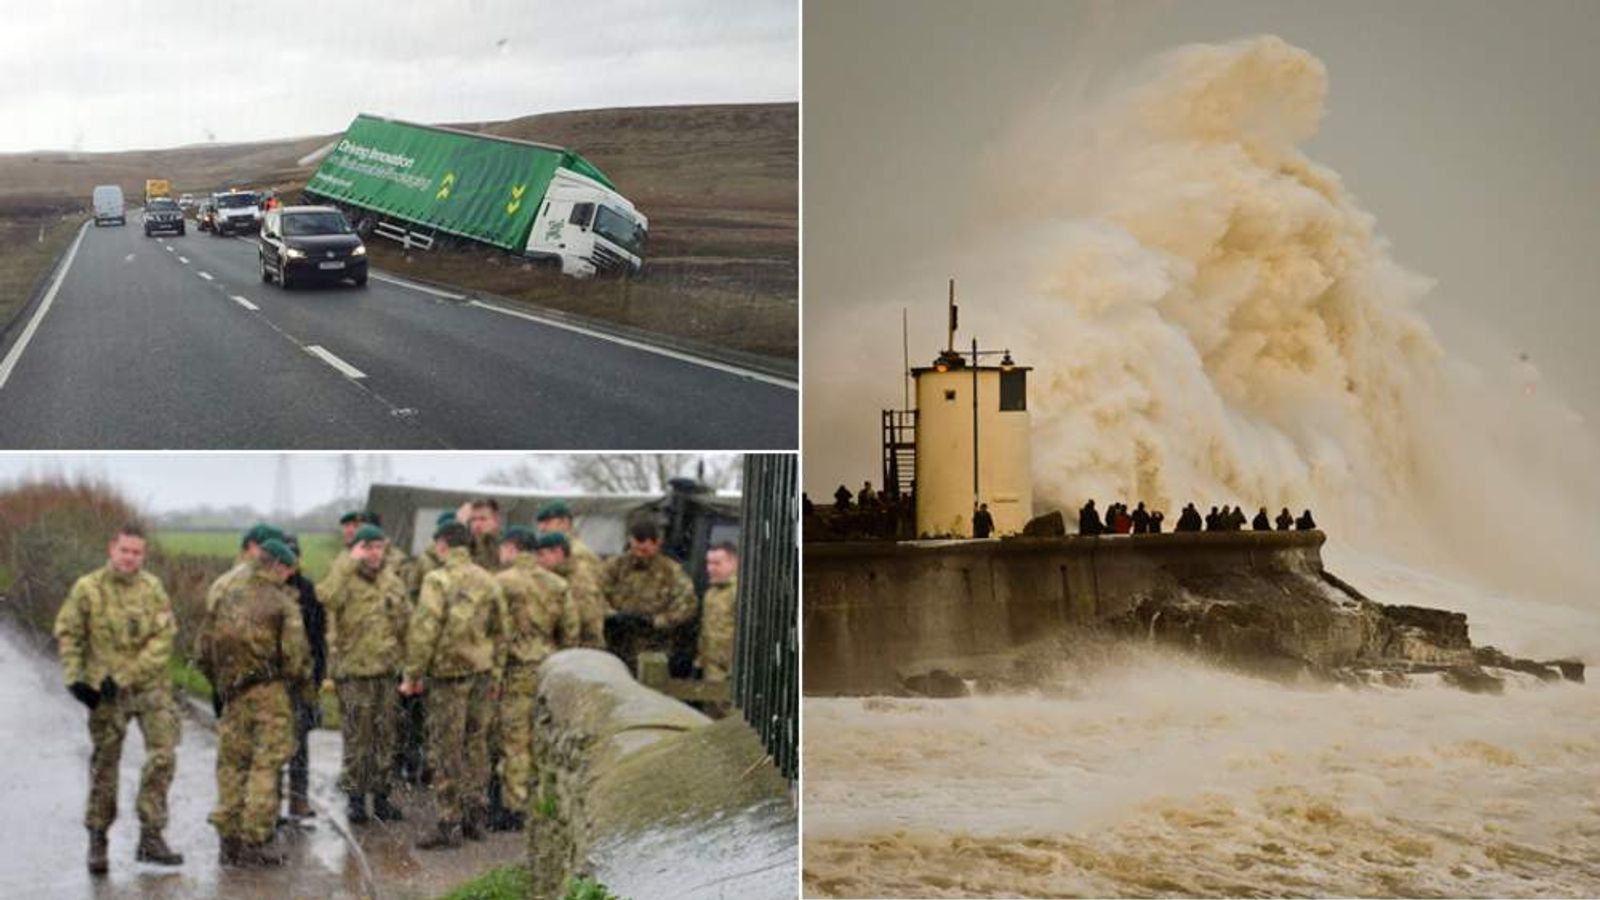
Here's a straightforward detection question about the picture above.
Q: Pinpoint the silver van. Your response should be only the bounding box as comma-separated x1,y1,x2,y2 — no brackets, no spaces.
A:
92,184,125,226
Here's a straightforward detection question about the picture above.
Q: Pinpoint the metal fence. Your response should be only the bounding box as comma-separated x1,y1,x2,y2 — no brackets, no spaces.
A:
732,454,798,783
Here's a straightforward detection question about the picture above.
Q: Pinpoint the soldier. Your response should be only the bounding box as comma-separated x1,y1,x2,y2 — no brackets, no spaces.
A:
207,523,286,608
458,497,503,571
198,538,312,868
1252,507,1272,531
360,511,412,583
402,521,507,850
319,524,408,825
1276,507,1295,531
535,503,607,649
54,523,184,875
489,527,575,831
600,517,696,674
281,534,328,824
397,511,455,785
697,542,739,682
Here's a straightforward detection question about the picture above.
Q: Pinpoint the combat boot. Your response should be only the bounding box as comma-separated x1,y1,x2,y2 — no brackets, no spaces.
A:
372,793,405,823
136,829,184,866
237,839,286,868
346,793,370,824
416,820,462,850
218,836,242,867
86,828,108,876
288,794,315,820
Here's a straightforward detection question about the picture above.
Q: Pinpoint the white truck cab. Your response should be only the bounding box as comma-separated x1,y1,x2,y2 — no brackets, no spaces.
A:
524,168,647,277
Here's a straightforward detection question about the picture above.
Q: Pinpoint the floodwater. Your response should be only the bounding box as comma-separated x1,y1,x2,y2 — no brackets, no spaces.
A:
0,625,526,899
802,558,1600,898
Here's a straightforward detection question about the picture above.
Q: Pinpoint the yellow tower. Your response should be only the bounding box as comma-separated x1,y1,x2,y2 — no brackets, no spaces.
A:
885,281,1032,537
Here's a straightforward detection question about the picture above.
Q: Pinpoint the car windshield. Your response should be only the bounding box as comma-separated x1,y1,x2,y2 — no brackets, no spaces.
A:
147,199,178,210
283,211,353,236
592,205,646,257
216,193,255,208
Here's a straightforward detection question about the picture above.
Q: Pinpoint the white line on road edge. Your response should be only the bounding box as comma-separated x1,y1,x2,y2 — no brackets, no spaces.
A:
230,295,259,311
0,221,89,391
369,271,465,300
177,256,189,264
467,299,799,391
305,345,366,380
198,271,213,281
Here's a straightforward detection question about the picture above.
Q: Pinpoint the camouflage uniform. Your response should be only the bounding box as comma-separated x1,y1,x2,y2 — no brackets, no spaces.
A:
400,545,446,780
199,564,311,845
494,557,574,809
552,553,608,650
408,545,446,600
54,564,180,832
470,531,502,572
600,552,697,671
383,543,412,587
404,547,506,826
697,576,738,682
319,561,408,797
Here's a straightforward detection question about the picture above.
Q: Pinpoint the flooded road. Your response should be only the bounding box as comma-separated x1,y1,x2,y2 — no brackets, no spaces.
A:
0,626,523,898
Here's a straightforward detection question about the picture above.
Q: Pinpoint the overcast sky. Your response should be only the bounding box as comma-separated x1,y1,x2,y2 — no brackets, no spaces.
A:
804,0,1600,491
1,0,797,153
0,453,566,515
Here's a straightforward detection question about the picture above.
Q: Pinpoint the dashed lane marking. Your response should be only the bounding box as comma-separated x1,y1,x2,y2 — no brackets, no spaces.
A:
198,271,213,281
305,345,367,380
230,295,259,311
177,256,189,264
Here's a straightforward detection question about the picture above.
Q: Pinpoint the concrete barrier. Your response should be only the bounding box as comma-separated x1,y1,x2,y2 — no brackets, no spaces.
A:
527,649,796,899
803,531,1336,695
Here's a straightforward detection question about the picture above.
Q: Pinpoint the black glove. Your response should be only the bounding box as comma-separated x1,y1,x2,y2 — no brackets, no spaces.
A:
98,676,119,704
606,611,652,630
69,681,101,709
211,693,224,719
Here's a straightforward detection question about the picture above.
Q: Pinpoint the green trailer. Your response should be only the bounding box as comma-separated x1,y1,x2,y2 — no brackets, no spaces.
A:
305,114,647,276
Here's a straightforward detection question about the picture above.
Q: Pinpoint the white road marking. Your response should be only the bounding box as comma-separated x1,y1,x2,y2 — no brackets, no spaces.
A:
177,256,189,264
369,272,465,300
123,253,135,262
467,299,799,391
305,345,367,380
165,245,175,252
0,221,89,391
198,271,213,281
231,295,259,311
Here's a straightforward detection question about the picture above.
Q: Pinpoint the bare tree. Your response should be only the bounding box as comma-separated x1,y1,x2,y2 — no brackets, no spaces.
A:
484,454,741,493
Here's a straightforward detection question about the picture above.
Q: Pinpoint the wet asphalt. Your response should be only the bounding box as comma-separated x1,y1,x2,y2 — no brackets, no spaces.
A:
0,626,525,899
0,217,796,449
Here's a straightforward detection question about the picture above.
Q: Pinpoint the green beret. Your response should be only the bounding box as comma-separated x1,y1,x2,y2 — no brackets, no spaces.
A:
535,501,572,522
435,510,458,526
536,531,570,552
338,511,363,525
349,524,385,547
242,523,285,549
260,538,297,567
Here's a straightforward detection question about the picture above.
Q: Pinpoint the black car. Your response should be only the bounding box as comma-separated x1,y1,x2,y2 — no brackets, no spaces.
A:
142,197,185,236
259,206,368,288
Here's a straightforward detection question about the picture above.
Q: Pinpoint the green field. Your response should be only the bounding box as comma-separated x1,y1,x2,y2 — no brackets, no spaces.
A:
155,530,342,581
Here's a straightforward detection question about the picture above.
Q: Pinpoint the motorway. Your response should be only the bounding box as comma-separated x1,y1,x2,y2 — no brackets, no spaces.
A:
0,218,796,449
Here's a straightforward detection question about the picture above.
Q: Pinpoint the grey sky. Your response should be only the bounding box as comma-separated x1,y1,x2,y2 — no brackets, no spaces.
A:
0,453,563,515
3,0,797,153
804,0,1600,491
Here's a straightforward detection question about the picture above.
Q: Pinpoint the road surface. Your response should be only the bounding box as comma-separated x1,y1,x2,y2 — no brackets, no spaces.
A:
0,625,525,898
0,219,795,448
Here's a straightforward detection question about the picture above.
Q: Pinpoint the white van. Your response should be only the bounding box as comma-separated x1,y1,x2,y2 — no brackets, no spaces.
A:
92,185,125,226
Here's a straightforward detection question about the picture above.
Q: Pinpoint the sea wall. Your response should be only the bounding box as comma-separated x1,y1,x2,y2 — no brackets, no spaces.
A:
805,531,1346,695
527,649,796,899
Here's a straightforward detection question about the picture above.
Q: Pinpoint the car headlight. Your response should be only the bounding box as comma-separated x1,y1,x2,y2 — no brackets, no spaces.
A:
285,248,305,259
352,245,366,256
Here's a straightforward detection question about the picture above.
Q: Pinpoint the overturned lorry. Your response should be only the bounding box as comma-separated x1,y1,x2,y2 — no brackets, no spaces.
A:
303,113,647,277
